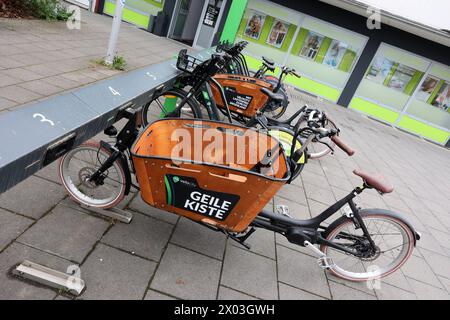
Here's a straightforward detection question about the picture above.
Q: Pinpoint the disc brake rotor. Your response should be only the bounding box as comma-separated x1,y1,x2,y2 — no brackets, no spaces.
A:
78,167,98,189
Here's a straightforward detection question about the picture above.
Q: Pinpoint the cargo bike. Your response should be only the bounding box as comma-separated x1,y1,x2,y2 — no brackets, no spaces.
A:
59,105,420,281
142,49,339,160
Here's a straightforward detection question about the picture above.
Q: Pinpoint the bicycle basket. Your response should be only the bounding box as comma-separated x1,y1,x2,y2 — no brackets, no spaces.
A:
210,74,273,118
176,49,203,74
131,119,290,233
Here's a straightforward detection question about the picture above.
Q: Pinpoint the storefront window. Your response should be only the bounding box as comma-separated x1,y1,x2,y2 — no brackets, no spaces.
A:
365,57,423,95
292,27,359,73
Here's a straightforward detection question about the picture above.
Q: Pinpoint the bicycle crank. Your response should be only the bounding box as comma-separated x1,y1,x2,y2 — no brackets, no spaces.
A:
303,241,335,270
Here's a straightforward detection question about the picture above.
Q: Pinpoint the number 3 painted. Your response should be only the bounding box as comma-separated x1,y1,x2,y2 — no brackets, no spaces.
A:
33,113,55,126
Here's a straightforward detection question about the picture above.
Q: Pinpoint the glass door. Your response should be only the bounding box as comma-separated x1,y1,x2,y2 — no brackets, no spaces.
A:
170,0,192,41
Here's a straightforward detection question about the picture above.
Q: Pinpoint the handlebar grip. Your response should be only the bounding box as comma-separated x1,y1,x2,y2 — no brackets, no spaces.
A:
331,136,355,156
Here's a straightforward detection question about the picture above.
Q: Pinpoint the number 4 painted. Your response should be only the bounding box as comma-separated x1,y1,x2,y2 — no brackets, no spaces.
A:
108,86,121,96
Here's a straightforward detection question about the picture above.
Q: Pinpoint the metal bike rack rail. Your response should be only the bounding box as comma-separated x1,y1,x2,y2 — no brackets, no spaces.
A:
0,48,214,194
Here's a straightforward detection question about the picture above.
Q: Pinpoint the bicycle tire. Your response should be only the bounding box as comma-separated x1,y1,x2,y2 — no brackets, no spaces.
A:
267,126,305,181
320,209,415,282
142,88,203,126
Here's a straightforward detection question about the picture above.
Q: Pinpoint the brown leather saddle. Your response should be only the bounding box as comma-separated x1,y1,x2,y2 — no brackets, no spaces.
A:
353,169,394,194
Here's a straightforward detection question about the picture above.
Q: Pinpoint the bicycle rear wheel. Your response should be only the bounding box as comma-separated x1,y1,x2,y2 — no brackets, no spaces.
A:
142,88,203,126
320,210,415,281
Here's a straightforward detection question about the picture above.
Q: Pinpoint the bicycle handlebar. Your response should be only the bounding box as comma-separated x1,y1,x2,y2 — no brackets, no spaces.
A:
331,135,355,156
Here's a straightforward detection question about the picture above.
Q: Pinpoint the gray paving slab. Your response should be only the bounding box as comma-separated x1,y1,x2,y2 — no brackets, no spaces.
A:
129,193,179,225
0,96,17,110
19,80,62,96
329,281,376,300
438,276,450,295
375,282,417,300
273,196,311,220
401,254,444,289
101,212,173,262
418,248,450,280
381,270,414,293
218,286,259,300
276,245,330,299
276,184,308,206
406,277,449,300
0,208,33,251
170,218,226,260
303,182,336,206
0,176,66,219
221,244,278,300
33,161,61,185
79,243,156,300
151,244,221,300
278,282,326,300
144,289,177,300
0,85,42,104
229,228,276,260
17,205,109,263
0,242,71,299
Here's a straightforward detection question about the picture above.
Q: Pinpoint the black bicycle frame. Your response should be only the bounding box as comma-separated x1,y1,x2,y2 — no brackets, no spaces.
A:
251,185,377,255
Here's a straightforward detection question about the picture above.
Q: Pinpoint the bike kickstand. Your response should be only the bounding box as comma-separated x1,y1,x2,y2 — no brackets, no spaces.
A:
228,227,256,250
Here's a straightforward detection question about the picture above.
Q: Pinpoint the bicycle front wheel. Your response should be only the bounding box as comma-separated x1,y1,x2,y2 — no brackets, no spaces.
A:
320,210,415,282
59,141,126,209
267,126,305,181
306,118,337,159
142,88,203,126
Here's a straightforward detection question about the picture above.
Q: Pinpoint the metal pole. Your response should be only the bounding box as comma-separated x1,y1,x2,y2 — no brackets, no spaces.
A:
105,0,125,65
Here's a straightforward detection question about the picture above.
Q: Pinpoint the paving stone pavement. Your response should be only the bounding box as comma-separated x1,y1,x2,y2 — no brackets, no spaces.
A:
0,9,186,112
1,9,450,301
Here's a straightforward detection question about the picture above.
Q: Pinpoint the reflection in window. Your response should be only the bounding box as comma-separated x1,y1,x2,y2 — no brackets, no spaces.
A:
244,10,266,40
388,65,416,92
366,57,394,85
299,31,324,60
431,81,450,111
323,40,348,69
366,56,423,95
416,77,439,102
266,19,290,48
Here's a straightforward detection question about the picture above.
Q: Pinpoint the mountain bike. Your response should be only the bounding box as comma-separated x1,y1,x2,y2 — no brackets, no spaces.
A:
58,106,420,282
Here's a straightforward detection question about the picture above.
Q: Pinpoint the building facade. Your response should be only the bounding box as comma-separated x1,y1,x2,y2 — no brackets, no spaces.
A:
96,0,450,146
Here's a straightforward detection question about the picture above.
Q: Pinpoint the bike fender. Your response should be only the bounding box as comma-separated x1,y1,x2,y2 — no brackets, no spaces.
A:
100,141,132,196
359,208,421,246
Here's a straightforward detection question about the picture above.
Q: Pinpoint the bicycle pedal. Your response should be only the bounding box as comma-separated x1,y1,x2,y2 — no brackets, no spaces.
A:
276,205,292,218
317,256,335,270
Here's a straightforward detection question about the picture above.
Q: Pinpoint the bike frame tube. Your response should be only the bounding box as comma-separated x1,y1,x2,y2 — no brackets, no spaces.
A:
252,187,376,255
208,77,233,123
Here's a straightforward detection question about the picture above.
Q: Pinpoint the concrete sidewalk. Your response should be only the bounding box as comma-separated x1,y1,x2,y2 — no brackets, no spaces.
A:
0,10,185,112
0,9,449,300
